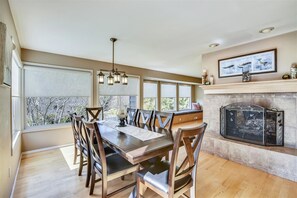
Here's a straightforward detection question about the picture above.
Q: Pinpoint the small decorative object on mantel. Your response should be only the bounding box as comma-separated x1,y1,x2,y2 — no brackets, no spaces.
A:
282,73,291,79
290,63,297,79
241,62,252,82
209,75,214,85
218,49,277,78
117,109,127,127
201,69,211,85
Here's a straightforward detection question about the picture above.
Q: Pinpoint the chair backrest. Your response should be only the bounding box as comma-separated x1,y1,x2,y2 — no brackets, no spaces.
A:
69,112,79,141
86,107,103,121
152,111,174,131
73,115,88,151
126,108,138,123
168,123,207,195
137,109,153,125
83,121,107,176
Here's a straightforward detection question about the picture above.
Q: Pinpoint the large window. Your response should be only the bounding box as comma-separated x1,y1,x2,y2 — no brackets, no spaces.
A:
24,65,92,128
179,85,191,110
11,52,22,139
98,75,139,120
161,83,176,111
143,81,158,110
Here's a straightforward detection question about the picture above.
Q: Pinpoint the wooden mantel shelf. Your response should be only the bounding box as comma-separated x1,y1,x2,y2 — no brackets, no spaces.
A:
200,79,297,94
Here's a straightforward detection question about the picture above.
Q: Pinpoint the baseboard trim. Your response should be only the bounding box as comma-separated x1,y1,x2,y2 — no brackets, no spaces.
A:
22,143,74,155
10,153,22,198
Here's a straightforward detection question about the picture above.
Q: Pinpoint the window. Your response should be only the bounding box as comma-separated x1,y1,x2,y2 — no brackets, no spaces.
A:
179,85,191,110
161,83,176,111
143,81,158,110
98,75,139,120
11,52,22,139
24,65,92,128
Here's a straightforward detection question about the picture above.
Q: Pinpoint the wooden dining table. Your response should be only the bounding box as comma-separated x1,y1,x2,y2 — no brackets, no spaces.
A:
97,121,174,165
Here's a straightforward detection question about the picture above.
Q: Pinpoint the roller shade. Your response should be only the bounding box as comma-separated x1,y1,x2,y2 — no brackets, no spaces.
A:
179,85,191,97
99,75,139,96
25,65,92,97
143,82,157,97
161,83,176,98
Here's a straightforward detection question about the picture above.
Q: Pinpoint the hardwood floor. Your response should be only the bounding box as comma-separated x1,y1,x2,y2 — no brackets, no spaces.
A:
14,146,297,198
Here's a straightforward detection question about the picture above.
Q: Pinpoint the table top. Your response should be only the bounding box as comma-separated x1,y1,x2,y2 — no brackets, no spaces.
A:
98,122,174,165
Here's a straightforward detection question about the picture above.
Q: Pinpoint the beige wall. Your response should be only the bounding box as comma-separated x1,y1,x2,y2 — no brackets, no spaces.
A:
21,49,201,151
0,0,22,197
202,31,297,85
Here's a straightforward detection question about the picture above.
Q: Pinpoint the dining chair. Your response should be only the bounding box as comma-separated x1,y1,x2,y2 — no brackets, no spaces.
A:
151,111,175,161
126,108,139,124
86,107,103,121
152,111,174,131
83,120,139,197
137,109,153,126
69,112,79,164
74,116,115,188
137,123,207,198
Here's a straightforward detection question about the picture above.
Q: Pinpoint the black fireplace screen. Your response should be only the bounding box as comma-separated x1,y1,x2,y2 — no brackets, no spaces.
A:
220,103,284,146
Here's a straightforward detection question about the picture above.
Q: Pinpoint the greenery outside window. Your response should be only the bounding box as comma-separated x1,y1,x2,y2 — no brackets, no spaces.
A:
179,85,191,110
143,81,158,110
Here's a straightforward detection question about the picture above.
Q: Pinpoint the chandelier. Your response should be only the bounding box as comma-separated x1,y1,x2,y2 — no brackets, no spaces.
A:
98,38,128,85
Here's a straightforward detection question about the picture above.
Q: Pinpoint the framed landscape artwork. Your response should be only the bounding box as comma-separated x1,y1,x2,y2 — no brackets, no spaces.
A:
0,22,12,87
218,49,277,78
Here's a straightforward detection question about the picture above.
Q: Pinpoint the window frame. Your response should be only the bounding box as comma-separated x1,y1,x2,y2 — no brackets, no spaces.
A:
23,62,93,131
11,50,23,149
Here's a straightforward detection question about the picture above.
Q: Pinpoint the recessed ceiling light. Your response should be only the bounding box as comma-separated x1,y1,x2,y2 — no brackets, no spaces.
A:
259,27,275,34
209,43,220,48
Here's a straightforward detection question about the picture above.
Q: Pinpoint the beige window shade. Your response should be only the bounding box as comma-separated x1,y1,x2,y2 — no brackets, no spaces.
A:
98,75,139,96
24,65,92,97
179,85,191,97
161,83,176,97
143,81,157,97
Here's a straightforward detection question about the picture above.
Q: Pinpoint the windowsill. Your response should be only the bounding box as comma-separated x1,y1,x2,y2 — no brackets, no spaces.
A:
23,123,71,133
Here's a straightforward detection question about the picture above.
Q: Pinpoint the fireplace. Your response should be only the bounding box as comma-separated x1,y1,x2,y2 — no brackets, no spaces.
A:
220,103,284,146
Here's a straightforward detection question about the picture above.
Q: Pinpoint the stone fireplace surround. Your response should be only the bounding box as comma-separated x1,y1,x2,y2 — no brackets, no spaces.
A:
201,92,297,182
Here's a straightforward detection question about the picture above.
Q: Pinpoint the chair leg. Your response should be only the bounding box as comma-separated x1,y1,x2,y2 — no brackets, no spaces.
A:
85,157,91,187
73,147,78,164
78,152,83,176
89,170,96,195
137,177,146,198
102,177,107,198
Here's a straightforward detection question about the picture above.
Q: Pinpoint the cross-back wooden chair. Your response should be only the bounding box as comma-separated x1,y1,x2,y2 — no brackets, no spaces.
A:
137,123,207,198
126,108,139,124
137,109,153,126
83,121,139,197
152,111,174,131
69,112,80,164
86,107,103,121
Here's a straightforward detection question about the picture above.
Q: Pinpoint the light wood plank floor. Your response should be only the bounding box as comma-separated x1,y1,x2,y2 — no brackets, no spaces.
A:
14,146,297,198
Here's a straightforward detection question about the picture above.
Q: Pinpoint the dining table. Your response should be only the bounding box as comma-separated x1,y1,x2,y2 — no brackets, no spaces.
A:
97,120,175,198
97,120,174,165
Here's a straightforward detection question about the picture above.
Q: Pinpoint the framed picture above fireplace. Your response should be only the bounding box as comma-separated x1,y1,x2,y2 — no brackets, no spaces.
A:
218,49,277,78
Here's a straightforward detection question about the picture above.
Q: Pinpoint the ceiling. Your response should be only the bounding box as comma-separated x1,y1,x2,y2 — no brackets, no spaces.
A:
9,0,297,77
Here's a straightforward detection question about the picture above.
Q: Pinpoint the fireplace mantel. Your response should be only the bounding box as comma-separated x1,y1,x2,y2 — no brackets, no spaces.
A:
200,79,297,94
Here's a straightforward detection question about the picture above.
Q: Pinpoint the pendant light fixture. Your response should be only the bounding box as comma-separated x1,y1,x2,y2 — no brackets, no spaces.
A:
97,38,128,85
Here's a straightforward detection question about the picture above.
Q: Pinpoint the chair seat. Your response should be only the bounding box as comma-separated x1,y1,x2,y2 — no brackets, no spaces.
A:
95,153,135,175
137,161,192,193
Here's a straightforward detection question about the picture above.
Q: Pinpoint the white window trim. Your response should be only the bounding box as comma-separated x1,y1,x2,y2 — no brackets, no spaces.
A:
11,50,23,151
23,62,93,131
